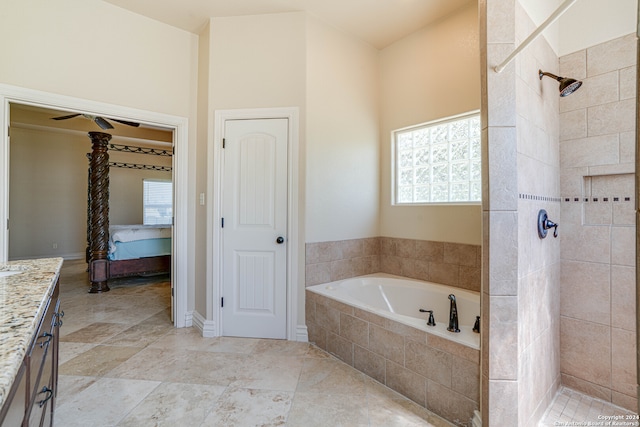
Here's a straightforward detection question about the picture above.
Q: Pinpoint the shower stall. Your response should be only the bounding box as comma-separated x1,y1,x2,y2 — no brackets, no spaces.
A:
480,0,638,425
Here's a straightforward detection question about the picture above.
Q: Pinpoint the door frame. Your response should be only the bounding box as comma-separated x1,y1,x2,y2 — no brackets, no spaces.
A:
211,107,301,340
0,83,190,328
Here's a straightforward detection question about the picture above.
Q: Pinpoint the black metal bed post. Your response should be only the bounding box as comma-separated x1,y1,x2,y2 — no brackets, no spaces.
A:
88,131,112,293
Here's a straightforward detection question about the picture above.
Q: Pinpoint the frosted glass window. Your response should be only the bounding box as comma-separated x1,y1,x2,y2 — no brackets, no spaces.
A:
143,179,173,225
393,112,481,204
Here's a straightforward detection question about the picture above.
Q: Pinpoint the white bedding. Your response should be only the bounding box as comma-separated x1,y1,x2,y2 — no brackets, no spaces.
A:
109,224,172,243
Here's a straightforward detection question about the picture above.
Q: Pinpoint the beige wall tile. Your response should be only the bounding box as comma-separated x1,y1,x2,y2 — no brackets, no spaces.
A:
368,324,405,365
488,296,518,380
395,238,416,258
611,265,635,332
560,223,611,264
426,380,477,423
405,339,452,387
362,237,380,256
619,131,635,165
339,313,369,348
444,243,479,267
586,71,619,106
428,334,480,364
611,226,635,266
560,49,586,80
611,327,637,397
560,260,610,325
486,379,518,425
560,317,611,387
385,361,426,406
337,239,364,260
452,356,480,402
612,390,638,413
487,211,518,295
487,43,517,127
327,332,353,366
415,240,444,262
619,66,637,101
315,302,340,335
305,263,331,286
587,34,638,77
560,134,619,169
353,345,385,385
587,98,635,137
487,126,518,210
429,262,459,286
486,0,514,44
559,109,587,141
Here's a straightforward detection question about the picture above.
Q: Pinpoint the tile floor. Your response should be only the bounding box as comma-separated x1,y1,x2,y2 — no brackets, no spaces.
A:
54,260,454,427
539,387,638,427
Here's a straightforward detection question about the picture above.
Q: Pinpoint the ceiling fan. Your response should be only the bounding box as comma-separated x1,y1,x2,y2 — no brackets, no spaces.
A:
51,113,140,130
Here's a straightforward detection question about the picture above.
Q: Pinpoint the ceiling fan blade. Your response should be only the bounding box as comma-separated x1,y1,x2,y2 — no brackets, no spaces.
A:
52,113,81,121
110,118,140,127
94,116,114,130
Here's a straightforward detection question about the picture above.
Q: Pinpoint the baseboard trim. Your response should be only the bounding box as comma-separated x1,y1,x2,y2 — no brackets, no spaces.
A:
296,325,309,342
192,311,217,337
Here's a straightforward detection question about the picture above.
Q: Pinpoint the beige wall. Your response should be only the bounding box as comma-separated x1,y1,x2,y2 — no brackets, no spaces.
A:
305,16,380,243
9,126,171,260
559,34,637,412
378,1,482,245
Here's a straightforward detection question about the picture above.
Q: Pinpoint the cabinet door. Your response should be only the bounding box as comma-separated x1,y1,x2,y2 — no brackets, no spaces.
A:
0,363,27,427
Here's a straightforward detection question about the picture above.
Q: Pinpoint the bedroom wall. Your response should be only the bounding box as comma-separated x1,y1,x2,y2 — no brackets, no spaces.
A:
378,1,482,245
8,125,171,260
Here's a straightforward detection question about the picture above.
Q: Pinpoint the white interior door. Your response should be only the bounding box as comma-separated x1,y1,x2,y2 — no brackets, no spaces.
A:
222,118,288,339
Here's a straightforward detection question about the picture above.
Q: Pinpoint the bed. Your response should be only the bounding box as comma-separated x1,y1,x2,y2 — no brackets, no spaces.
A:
86,131,172,293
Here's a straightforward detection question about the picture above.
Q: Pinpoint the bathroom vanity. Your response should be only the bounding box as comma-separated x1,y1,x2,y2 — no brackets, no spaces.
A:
0,258,64,427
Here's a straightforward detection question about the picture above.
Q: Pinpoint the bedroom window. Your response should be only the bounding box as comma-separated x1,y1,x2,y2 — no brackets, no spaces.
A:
143,179,173,225
393,112,481,204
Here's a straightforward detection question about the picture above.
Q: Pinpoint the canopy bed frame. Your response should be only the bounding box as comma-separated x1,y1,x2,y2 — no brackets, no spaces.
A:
86,131,172,293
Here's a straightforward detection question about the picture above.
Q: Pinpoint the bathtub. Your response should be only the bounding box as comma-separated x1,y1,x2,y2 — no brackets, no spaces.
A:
307,273,480,349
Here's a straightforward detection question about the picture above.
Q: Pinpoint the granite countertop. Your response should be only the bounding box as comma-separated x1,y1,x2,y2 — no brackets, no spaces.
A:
0,257,64,409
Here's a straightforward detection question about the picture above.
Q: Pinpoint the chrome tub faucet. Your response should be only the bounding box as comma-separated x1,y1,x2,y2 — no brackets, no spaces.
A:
447,294,460,333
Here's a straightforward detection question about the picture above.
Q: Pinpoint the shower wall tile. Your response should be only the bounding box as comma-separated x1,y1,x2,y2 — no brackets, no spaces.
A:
560,223,611,264
619,130,635,164
560,317,611,388
560,260,610,325
612,392,638,415
560,134,619,168
487,43,517,127
611,265,635,332
585,71,619,106
587,98,636,137
487,211,518,296
611,327,637,398
587,33,638,77
486,0,514,44
619,66,637,101
559,109,587,141
486,126,518,211
488,296,518,380
611,226,635,266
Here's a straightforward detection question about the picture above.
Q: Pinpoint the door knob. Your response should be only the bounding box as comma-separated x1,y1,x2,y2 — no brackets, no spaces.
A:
276,236,285,244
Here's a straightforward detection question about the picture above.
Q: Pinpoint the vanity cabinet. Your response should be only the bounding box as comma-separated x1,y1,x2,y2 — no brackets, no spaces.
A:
0,279,61,427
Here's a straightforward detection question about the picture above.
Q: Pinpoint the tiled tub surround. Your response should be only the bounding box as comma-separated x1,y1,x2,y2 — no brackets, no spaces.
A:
559,33,637,411
305,237,481,292
0,257,64,408
306,285,480,425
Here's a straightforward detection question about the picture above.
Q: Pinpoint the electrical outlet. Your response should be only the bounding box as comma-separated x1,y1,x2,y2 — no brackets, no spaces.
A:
52,243,57,249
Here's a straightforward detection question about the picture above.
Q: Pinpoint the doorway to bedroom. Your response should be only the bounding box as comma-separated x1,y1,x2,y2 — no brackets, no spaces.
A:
5,99,182,328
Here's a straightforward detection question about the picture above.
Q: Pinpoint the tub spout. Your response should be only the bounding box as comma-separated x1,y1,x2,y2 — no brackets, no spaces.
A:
447,294,460,333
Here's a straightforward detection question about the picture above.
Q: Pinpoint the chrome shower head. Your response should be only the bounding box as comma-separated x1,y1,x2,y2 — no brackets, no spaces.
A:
539,69,583,97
